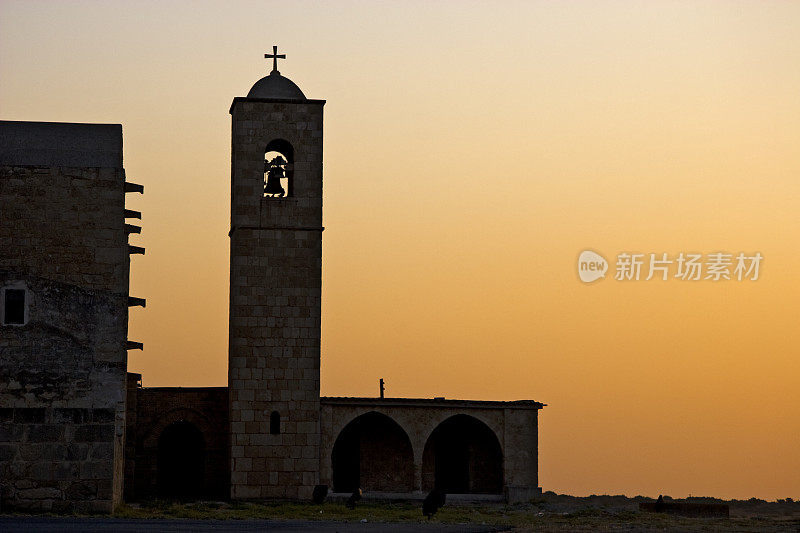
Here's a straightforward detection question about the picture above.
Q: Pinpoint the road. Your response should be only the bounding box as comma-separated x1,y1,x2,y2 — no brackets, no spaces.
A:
0,517,503,532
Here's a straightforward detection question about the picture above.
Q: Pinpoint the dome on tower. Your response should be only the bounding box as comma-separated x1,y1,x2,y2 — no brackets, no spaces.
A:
247,71,306,100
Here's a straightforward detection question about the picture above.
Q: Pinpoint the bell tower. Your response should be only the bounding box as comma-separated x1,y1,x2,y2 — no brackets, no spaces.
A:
228,47,324,500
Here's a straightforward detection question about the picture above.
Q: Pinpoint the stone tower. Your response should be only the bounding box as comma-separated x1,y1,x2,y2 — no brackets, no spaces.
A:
0,121,137,512
228,49,325,500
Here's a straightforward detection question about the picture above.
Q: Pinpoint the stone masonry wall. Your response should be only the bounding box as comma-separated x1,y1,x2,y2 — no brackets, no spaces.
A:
124,375,229,501
0,162,128,512
228,99,324,500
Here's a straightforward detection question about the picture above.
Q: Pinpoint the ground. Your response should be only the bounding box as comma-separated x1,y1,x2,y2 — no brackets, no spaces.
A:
2,493,799,532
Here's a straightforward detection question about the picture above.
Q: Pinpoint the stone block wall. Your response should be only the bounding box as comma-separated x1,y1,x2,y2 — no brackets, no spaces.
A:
502,407,540,500
0,122,129,512
228,99,324,500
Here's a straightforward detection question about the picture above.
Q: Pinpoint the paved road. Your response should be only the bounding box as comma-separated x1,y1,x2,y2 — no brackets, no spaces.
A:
0,517,503,532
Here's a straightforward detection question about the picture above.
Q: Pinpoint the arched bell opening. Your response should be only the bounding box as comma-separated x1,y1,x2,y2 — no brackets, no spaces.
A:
422,414,503,494
331,412,414,493
263,138,294,198
157,420,206,500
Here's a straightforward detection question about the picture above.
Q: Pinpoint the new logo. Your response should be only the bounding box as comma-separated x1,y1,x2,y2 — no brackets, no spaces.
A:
578,250,608,283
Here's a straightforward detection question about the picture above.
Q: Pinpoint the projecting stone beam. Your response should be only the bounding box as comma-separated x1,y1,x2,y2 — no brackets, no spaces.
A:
124,182,144,194
126,341,144,351
129,245,145,255
124,209,142,219
128,297,146,308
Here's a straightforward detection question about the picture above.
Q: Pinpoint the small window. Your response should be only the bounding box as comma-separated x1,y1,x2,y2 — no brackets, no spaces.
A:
269,411,281,435
2,287,26,326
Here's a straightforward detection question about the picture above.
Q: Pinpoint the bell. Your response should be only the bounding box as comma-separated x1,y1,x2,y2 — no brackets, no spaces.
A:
264,160,285,197
264,171,285,196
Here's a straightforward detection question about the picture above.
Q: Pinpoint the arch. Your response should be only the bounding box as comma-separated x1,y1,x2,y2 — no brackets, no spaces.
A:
134,407,223,501
157,420,205,500
265,138,294,162
422,414,503,494
269,411,281,435
331,411,414,493
264,138,295,198
141,408,213,450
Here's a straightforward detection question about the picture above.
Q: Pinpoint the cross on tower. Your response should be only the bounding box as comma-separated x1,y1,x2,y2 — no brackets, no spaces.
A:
265,45,286,74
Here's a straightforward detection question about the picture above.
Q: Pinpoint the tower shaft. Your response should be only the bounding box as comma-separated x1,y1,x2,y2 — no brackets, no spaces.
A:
228,96,325,500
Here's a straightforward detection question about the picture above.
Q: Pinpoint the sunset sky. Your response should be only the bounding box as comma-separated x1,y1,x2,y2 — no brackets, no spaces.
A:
2,1,799,500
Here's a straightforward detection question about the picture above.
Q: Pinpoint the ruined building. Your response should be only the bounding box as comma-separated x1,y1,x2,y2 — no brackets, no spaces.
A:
0,52,544,512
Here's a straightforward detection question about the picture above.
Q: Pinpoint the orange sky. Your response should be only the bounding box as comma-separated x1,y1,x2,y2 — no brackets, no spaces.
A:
2,0,799,500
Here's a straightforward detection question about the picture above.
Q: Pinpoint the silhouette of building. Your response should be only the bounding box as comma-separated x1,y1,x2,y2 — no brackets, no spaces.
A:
0,51,544,512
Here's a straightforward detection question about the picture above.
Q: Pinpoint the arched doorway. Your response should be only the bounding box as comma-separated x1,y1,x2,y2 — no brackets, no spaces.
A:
331,412,414,493
157,420,205,499
422,415,503,494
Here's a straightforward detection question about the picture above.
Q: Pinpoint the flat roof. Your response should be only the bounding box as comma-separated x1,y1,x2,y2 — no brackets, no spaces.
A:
321,396,545,410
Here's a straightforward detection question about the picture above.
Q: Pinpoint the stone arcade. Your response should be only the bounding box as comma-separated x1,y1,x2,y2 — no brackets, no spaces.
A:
0,52,544,512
